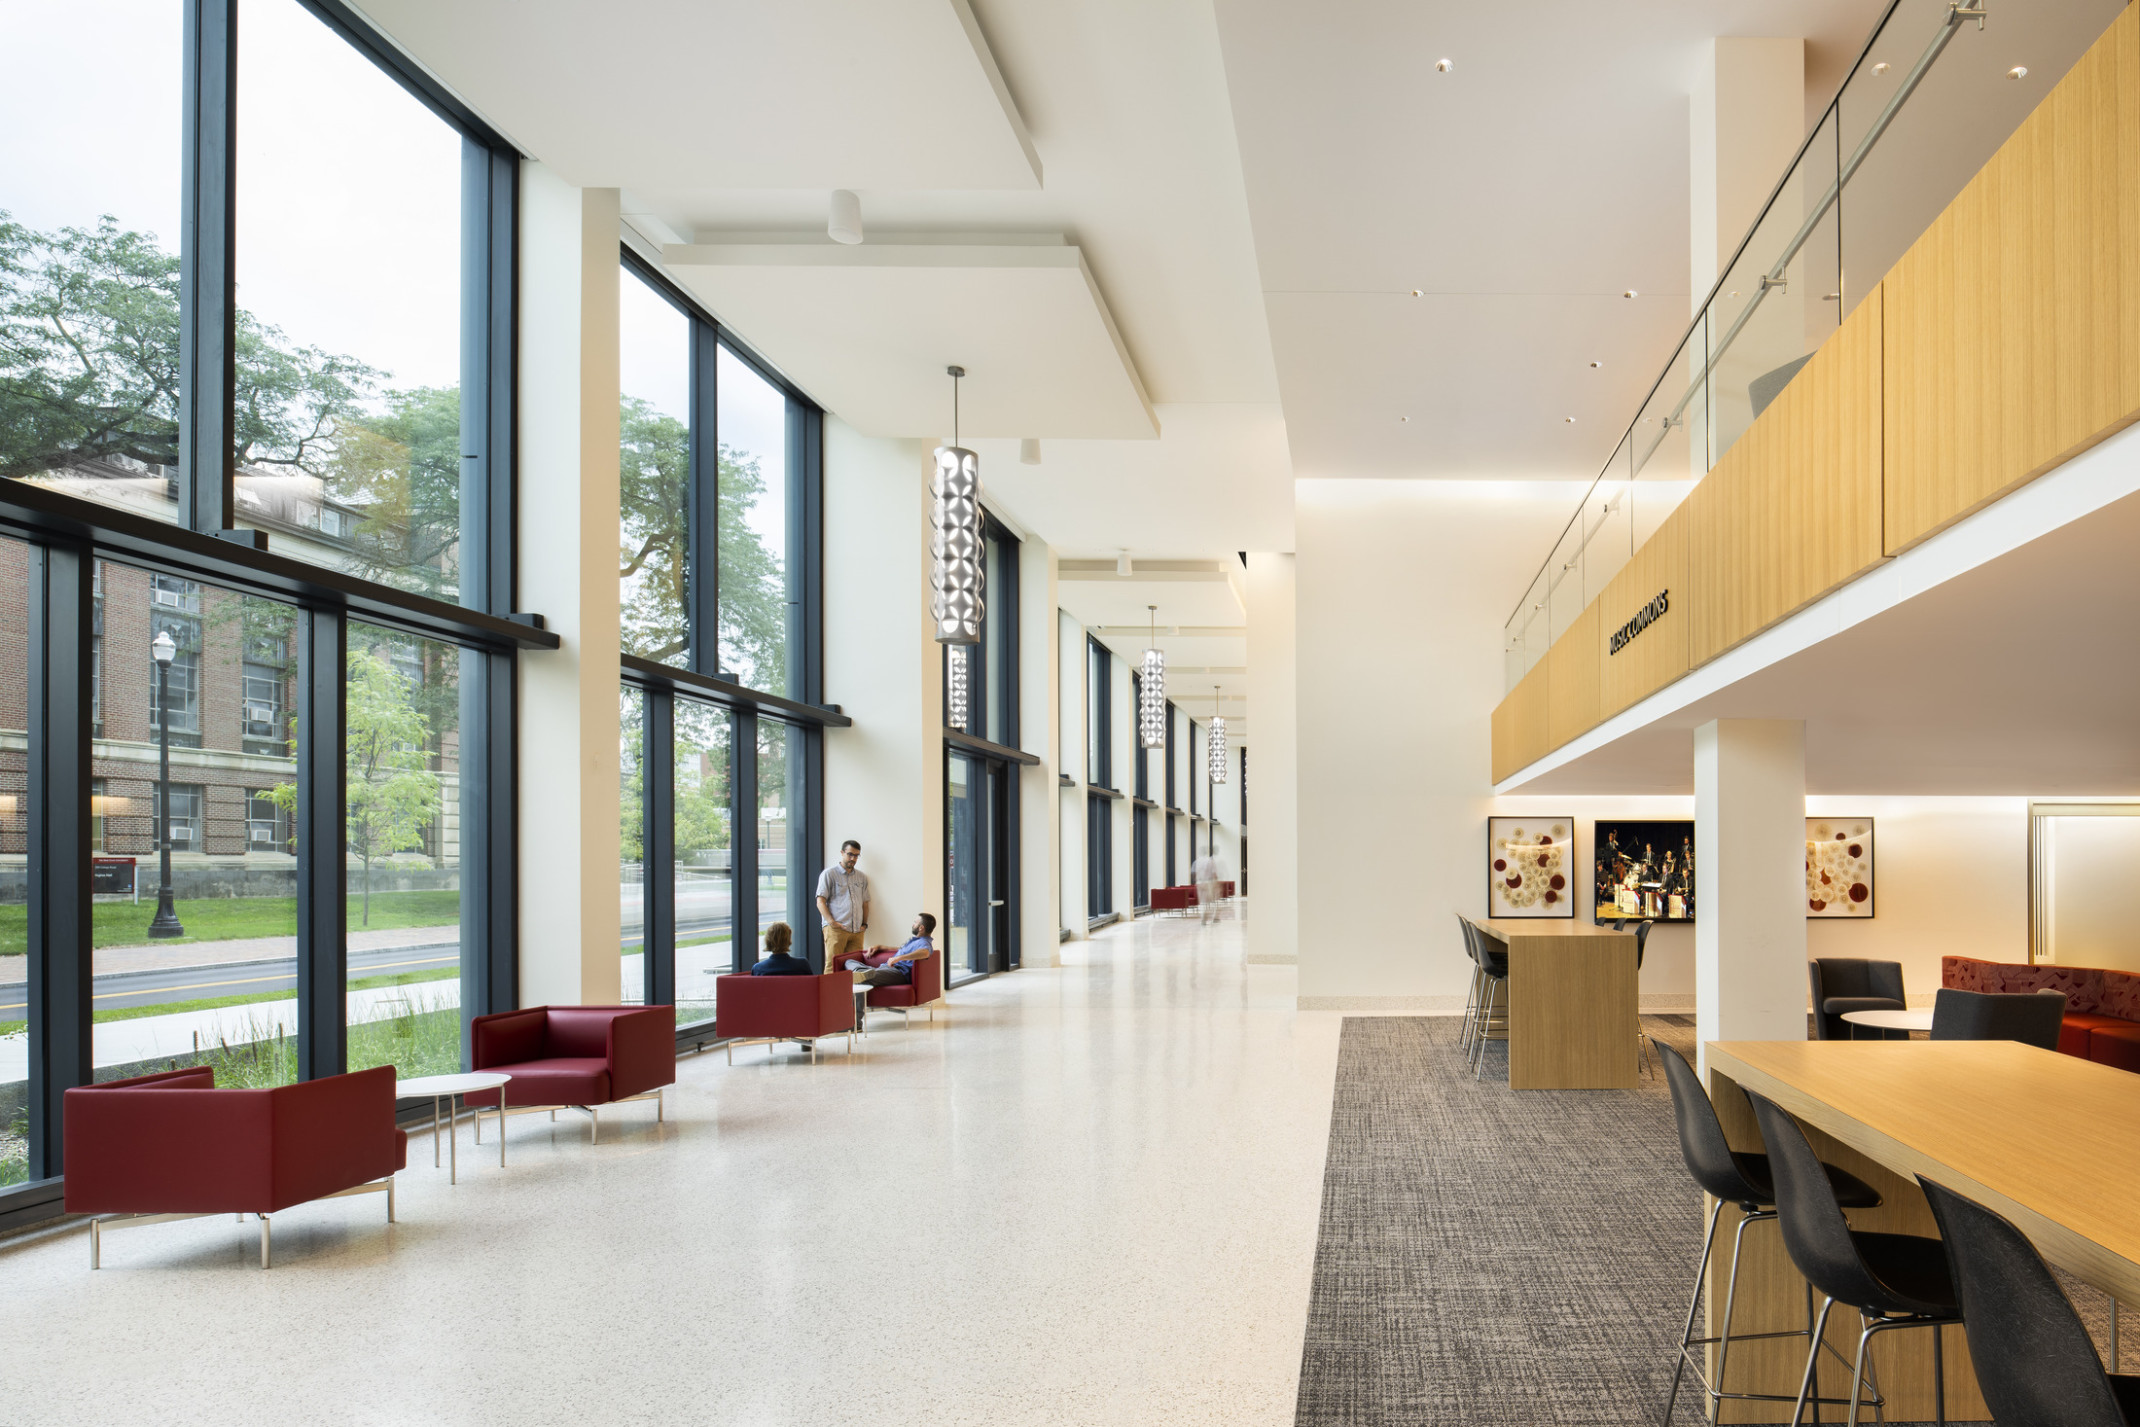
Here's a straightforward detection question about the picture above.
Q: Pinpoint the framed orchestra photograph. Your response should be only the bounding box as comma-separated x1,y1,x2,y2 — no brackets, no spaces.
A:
1806,817,1875,917
1592,819,1694,923
1486,816,1575,918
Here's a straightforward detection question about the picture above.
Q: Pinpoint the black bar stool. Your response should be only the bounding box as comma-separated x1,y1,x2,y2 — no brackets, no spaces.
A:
1920,1176,2140,1427
1747,1089,1961,1424
1467,922,1508,1078
1654,1040,1882,1423
1456,913,1484,1057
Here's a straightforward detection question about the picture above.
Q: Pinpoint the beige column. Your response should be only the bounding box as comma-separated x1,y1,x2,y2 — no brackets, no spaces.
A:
1694,719,1807,1075
515,167,622,1006
1245,553,1296,966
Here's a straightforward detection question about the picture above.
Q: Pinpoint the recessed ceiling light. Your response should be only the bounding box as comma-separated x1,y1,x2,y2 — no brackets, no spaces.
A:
1873,62,1891,76
2008,65,2029,79
1588,360,1601,369
1410,288,1423,297
1399,415,1410,423
1623,289,1638,299
1435,57,1453,73
1563,416,1576,424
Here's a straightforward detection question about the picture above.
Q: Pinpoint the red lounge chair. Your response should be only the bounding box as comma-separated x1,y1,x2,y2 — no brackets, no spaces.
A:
465,1005,676,1144
845,948,944,1026
713,970,858,1061
64,1064,405,1269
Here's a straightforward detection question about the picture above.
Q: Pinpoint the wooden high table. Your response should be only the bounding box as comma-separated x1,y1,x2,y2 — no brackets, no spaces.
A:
1701,1039,2140,1422
1472,919,1638,1089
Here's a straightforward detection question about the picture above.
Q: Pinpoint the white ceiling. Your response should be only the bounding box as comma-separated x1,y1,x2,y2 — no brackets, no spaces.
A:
662,239,1156,439
352,0,1039,190
1056,561,1250,737
1508,479,2140,796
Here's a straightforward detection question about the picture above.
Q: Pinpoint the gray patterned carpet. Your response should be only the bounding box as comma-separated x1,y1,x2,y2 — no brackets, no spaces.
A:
1290,1015,2117,1425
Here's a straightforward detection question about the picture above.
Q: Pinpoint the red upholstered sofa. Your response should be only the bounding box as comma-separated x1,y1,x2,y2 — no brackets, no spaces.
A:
466,1004,676,1143
1149,886,1196,915
845,947,944,1026
64,1064,405,1269
713,970,858,1061
1942,956,2140,1070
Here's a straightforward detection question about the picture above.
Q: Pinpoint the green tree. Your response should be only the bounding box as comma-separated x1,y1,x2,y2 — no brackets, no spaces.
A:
340,648,440,926
328,386,463,600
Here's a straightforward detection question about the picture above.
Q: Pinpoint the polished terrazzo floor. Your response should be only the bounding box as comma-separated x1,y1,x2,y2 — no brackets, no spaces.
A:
1,907,1340,1427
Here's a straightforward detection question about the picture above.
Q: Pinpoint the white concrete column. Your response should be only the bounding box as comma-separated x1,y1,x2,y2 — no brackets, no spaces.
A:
823,421,940,957
1111,647,1135,919
1689,38,1805,302
1057,608,1088,936
1019,536,1060,966
1245,553,1297,965
516,167,623,1006
1694,719,1807,1073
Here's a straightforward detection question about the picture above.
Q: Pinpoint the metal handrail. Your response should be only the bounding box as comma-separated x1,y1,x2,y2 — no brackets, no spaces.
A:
1504,0,1981,644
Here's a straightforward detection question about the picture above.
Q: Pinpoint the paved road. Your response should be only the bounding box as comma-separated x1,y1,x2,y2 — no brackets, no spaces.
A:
0,907,787,1019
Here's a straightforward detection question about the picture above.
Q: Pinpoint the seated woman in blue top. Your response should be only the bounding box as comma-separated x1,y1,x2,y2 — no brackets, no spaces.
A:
843,912,936,988
749,922,813,976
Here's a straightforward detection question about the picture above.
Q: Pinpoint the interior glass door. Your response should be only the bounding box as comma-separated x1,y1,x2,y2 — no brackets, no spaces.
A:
947,752,986,978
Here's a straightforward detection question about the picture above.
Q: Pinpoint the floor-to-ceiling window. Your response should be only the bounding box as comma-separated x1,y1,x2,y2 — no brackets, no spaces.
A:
1085,636,1114,924
942,513,1021,979
672,698,735,1026
0,0,528,1221
1130,670,1150,911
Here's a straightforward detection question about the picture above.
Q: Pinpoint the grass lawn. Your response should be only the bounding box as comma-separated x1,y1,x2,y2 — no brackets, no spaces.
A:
0,889,463,956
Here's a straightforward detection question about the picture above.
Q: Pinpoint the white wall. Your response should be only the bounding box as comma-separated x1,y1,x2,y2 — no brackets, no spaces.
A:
1246,553,1297,963
1018,536,1061,967
1292,480,2034,1012
823,417,941,958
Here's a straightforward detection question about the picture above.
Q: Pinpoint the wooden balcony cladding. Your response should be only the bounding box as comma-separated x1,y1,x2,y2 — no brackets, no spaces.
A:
1884,3,2140,555
1686,290,1886,667
1596,501,1688,722
1491,656,1551,785
1547,600,1601,748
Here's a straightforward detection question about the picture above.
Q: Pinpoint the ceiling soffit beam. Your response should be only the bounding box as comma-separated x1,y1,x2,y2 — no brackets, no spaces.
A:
949,0,1042,185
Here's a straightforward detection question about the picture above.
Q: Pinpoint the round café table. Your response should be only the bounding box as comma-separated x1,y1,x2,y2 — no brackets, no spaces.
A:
1840,1007,1934,1035
396,1071,511,1184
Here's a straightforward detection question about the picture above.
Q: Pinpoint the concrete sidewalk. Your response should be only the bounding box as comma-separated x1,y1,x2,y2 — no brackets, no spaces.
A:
0,922,463,986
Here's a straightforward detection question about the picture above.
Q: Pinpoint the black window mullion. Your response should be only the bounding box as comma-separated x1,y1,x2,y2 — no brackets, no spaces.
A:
688,319,722,677
27,545,94,1181
643,691,675,1007
732,709,761,966
179,0,236,535
461,138,517,618
459,649,516,1045
296,609,346,1080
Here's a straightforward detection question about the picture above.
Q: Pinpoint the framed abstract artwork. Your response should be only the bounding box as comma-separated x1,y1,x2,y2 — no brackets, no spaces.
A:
1593,820,1694,923
1486,816,1574,918
1806,817,1874,917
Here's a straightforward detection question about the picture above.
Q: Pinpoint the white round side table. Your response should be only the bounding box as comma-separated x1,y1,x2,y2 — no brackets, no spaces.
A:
396,1071,512,1184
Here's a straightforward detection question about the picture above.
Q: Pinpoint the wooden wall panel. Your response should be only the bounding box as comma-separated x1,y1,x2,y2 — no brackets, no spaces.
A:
1596,504,1688,721
1546,600,1601,749
1884,5,2140,554
1687,290,1886,667
1490,657,1551,784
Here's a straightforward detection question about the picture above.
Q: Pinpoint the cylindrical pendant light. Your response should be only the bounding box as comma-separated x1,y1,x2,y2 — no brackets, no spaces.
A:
947,642,970,731
1138,605,1165,749
1207,685,1228,785
931,365,984,645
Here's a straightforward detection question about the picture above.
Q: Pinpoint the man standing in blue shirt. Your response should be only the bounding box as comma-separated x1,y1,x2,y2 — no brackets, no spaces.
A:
844,913,936,1008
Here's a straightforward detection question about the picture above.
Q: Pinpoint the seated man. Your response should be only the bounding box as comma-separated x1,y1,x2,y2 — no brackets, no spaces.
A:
749,922,813,976
844,913,936,1014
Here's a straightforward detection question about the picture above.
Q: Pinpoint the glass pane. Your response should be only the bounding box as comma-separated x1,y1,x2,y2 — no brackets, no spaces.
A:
1631,320,1706,549
948,754,975,972
619,687,646,1004
985,531,1010,746
0,2,184,525
91,563,300,1088
620,268,691,664
233,0,464,600
674,699,732,1028
716,345,789,694
0,541,29,1181
344,623,462,1078
755,719,788,945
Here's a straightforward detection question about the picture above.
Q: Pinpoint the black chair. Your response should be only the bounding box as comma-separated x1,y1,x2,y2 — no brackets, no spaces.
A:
1919,1176,2140,1426
1746,1089,1961,1424
1457,914,1484,1056
1612,919,1657,1074
1654,1040,1882,1424
1467,922,1509,1078
1809,959,1908,1040
1929,987,2065,1051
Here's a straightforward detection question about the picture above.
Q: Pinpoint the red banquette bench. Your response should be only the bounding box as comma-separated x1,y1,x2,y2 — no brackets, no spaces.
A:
1942,956,2140,1070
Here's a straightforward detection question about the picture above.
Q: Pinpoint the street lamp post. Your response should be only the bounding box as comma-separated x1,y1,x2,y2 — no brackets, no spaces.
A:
147,628,185,939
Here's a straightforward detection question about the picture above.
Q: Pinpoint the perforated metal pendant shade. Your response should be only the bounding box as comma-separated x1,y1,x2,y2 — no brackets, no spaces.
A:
1207,685,1228,784
1139,606,1165,749
931,444,984,644
947,642,969,730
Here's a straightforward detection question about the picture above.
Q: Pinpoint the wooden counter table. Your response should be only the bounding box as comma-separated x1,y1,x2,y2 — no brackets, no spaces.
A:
1699,1039,2140,1422
1471,919,1637,1089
